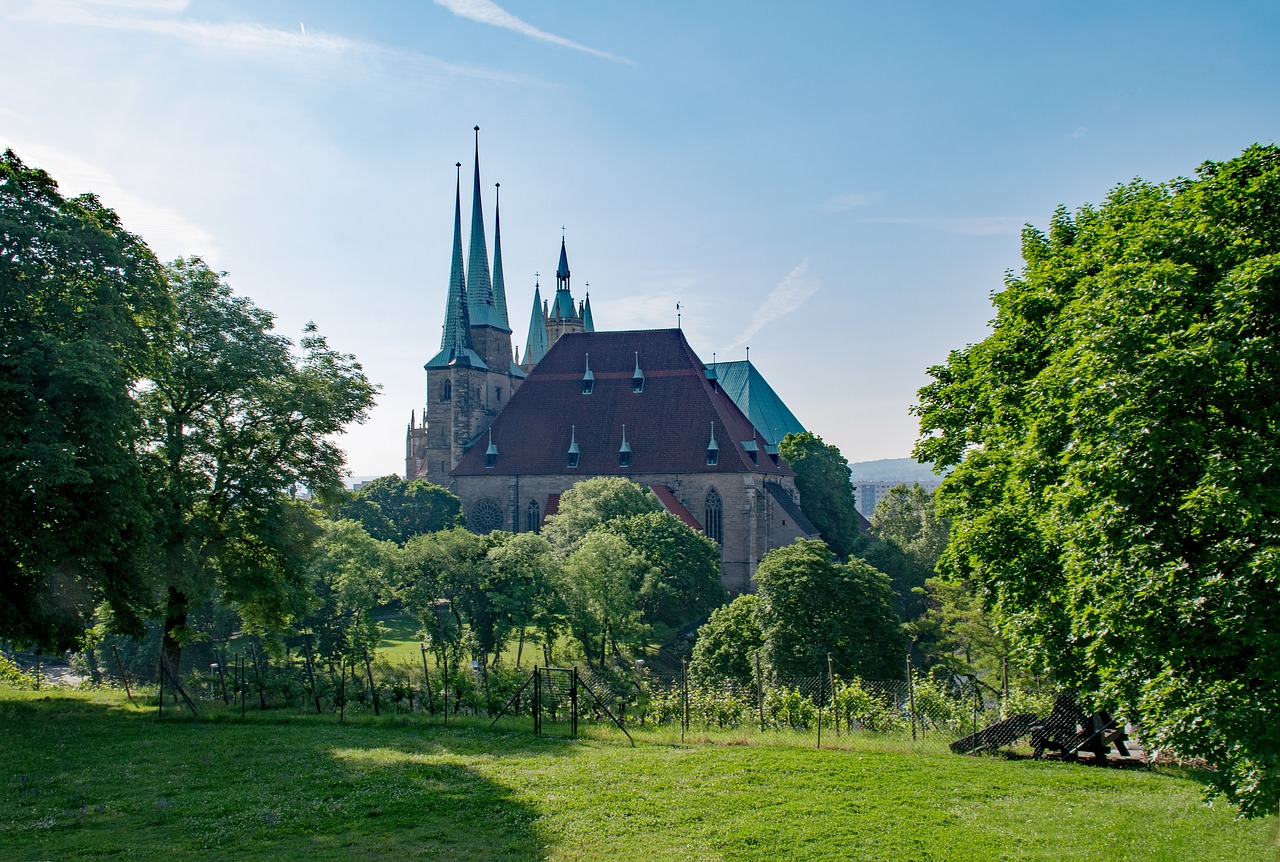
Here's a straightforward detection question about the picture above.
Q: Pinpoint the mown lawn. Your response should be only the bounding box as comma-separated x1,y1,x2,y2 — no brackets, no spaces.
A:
0,688,1274,861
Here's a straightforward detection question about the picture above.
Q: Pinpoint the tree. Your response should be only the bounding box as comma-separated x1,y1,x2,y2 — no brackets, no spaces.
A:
909,576,1009,678
688,594,763,688
560,530,655,667
302,517,398,668
541,477,660,553
138,258,377,673
400,527,484,670
755,539,903,680
913,145,1280,814
326,475,462,544
598,511,726,628
870,483,949,572
484,532,561,667
778,432,861,560
0,151,169,650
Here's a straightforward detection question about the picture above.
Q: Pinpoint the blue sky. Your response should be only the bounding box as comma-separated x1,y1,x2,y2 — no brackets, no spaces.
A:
2,0,1277,478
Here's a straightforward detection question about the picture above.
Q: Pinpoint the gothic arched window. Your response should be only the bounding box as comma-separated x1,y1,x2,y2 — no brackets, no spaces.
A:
704,488,723,546
526,499,541,533
441,380,452,402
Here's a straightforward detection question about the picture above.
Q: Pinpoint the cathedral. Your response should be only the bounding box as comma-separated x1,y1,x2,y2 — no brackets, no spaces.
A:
405,132,816,594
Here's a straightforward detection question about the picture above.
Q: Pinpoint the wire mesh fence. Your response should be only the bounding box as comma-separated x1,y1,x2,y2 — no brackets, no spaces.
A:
51,641,1067,757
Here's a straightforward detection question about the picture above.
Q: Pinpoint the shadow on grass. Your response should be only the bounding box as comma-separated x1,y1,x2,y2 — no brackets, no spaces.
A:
0,689,567,861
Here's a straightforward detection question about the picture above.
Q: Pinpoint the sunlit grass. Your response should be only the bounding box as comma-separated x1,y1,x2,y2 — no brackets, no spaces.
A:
0,687,1274,861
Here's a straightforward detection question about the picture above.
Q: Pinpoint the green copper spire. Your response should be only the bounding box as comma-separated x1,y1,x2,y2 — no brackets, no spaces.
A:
552,237,576,318
523,281,548,366
583,292,595,332
425,163,484,369
490,182,510,330
466,126,508,332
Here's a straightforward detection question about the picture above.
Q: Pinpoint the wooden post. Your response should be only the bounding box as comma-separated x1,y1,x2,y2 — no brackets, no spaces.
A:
755,650,765,734
363,648,380,716
907,654,916,742
215,649,229,705
112,644,134,703
533,665,541,735
571,667,579,738
338,657,347,723
302,641,320,714
240,655,246,718
420,644,436,715
680,658,688,743
828,653,837,737
249,642,266,709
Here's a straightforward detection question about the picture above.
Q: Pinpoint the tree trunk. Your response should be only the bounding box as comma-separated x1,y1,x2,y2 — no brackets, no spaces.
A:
161,586,188,680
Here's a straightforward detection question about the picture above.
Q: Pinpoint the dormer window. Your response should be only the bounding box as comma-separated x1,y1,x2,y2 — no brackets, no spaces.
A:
485,432,498,469
619,424,631,468
582,354,595,395
567,425,580,468
742,439,759,465
767,443,780,466
632,352,645,393
706,421,720,466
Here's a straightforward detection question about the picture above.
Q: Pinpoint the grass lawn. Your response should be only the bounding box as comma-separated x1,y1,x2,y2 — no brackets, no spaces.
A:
0,688,1274,861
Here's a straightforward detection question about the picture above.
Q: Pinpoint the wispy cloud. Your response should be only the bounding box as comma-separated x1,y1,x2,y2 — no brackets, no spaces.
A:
1072,126,1088,139
434,0,633,65
12,0,533,84
822,191,877,212
608,274,705,331
861,215,1028,236
0,137,218,259
725,259,819,352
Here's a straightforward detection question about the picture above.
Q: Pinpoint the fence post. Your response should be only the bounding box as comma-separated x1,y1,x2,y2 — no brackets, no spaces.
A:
827,653,837,737
363,648,380,716
680,657,688,743
249,642,266,709
571,667,579,738
906,653,916,742
112,644,134,704
755,650,765,734
533,665,541,735
302,641,319,713
420,644,436,715
338,656,347,723
240,655,246,718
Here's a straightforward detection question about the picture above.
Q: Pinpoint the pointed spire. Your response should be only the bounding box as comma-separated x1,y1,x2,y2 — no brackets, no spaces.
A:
583,292,595,332
581,353,595,394
551,236,577,318
523,282,548,366
632,351,645,392
442,162,472,356
619,424,631,454
490,182,510,329
466,126,500,329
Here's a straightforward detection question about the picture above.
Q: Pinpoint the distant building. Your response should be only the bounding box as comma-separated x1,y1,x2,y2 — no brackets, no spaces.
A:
852,477,943,520
405,132,817,594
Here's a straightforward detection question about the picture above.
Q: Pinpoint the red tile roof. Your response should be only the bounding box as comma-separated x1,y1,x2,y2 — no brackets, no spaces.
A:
453,329,794,478
650,484,703,531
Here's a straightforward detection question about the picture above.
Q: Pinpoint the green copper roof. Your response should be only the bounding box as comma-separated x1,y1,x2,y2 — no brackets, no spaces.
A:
714,360,805,445
490,183,511,330
523,284,548,366
583,293,595,331
557,238,570,280
426,165,485,370
465,131,508,331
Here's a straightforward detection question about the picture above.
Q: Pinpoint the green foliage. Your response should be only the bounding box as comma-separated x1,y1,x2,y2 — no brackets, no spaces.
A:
831,678,903,733
870,483,949,572
138,258,377,671
778,432,861,560
541,477,660,554
0,150,169,649
597,511,726,628
0,655,37,690
688,594,764,688
912,144,1280,815
560,530,654,666
909,575,1010,677
325,475,463,544
302,518,398,665
756,539,903,680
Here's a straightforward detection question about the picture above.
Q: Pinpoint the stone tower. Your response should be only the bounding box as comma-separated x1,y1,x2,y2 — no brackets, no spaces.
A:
406,129,524,485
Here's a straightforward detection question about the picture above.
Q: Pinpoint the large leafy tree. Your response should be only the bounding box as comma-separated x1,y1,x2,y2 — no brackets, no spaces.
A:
0,151,169,649
301,517,399,669
139,258,377,673
870,483,949,572
327,475,462,544
541,476,660,553
755,538,902,680
560,530,655,667
913,145,1280,814
688,594,764,688
778,432,861,560
597,511,726,628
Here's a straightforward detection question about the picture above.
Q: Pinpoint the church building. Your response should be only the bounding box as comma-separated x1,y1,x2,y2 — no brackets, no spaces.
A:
405,132,817,594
